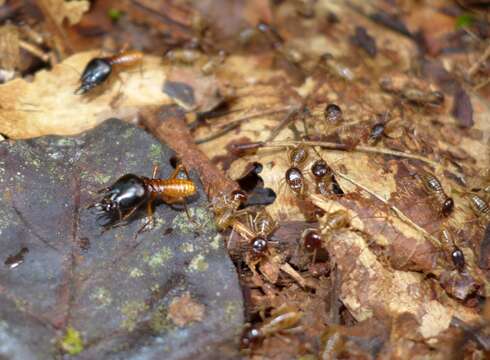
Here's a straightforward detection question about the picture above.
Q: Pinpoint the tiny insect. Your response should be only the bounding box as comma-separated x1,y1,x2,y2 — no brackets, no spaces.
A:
165,48,203,64
232,208,278,257
91,163,196,233
284,145,309,196
288,144,309,167
380,76,444,107
319,210,351,239
311,159,335,195
401,89,444,106
75,50,143,95
440,228,465,272
285,167,305,196
369,122,386,142
241,304,302,348
324,103,343,124
212,190,248,231
249,209,277,256
417,172,454,217
468,193,489,218
451,247,465,272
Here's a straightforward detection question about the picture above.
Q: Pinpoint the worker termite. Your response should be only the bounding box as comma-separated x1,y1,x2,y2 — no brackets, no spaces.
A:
90,163,197,233
440,228,466,272
212,190,248,231
284,145,309,196
232,208,278,258
380,75,444,107
165,48,203,65
300,210,350,252
241,304,302,348
311,159,335,195
75,50,144,95
319,210,351,238
468,193,489,219
324,103,343,124
439,228,466,272
249,209,278,256
416,172,454,217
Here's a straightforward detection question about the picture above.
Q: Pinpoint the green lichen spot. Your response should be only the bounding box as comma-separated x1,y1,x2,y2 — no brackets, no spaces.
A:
188,254,208,272
60,326,84,355
92,172,112,185
149,143,162,162
129,268,144,278
172,207,214,234
179,242,194,253
150,306,173,333
145,247,173,269
210,234,222,250
121,301,149,332
56,139,75,147
90,287,112,308
224,301,240,323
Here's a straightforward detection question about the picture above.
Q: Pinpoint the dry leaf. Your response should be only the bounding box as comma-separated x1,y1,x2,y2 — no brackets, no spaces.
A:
39,0,90,26
0,51,171,138
0,24,20,70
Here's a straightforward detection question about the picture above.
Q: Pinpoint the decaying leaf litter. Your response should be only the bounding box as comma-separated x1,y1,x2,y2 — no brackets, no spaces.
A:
0,0,489,359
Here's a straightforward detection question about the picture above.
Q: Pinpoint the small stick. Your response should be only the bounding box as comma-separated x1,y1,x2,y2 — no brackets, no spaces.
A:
266,108,301,142
468,44,490,77
19,40,50,62
279,262,307,288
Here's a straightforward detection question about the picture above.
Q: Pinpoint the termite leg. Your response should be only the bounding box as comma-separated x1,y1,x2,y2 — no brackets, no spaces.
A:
119,199,147,223
183,202,194,224
137,201,155,235
152,164,160,179
170,162,190,180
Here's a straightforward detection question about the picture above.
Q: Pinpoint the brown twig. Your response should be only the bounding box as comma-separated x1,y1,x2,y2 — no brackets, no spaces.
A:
19,40,50,62
468,44,490,77
140,105,238,197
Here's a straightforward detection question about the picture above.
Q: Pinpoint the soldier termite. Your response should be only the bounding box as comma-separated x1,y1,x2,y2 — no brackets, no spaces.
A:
75,50,144,95
416,172,454,217
90,163,197,233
